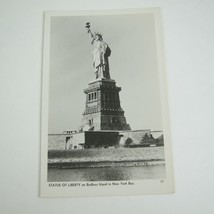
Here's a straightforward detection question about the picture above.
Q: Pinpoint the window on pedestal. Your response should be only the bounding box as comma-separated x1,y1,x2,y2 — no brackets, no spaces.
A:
88,92,97,102
89,119,93,125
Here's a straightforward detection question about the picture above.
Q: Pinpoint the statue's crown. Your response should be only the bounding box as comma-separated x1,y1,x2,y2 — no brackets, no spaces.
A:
94,32,103,38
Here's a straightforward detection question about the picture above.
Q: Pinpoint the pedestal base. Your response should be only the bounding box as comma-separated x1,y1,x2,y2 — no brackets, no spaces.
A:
81,78,131,131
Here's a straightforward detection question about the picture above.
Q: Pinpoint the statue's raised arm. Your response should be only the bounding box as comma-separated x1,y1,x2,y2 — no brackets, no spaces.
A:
85,23,94,40
85,22,111,80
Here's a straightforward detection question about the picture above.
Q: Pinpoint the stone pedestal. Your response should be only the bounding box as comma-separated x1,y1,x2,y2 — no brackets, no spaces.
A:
81,78,131,131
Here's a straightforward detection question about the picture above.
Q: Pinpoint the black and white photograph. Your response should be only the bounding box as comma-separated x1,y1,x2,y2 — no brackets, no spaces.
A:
40,8,174,197
2,0,214,212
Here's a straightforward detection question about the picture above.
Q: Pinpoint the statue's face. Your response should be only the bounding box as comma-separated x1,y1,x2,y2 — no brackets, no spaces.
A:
95,34,102,41
95,35,100,41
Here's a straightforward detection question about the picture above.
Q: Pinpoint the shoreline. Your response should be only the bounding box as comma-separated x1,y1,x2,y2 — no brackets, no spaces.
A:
48,159,165,169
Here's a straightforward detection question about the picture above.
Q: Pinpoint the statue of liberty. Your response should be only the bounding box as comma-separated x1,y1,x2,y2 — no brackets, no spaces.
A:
85,22,111,79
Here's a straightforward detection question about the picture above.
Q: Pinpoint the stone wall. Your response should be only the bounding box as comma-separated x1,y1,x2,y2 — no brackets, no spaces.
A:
67,133,85,149
49,130,155,150
48,134,67,150
119,130,151,146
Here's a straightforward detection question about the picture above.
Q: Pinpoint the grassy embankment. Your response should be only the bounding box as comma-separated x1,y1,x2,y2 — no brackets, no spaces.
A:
48,147,165,169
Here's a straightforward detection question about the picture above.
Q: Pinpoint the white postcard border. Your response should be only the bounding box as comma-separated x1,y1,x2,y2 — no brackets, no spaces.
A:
40,8,174,197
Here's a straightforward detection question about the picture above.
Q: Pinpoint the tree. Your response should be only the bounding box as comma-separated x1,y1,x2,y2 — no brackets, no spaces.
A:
124,137,133,148
140,133,149,144
140,133,155,145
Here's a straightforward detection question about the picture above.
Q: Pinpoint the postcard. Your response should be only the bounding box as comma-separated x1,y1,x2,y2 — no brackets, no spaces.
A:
40,8,174,197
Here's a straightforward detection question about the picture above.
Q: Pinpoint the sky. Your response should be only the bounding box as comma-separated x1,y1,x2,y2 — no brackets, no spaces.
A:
48,13,163,134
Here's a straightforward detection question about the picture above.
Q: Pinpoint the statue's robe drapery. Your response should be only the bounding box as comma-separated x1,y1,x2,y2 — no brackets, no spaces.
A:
91,39,111,79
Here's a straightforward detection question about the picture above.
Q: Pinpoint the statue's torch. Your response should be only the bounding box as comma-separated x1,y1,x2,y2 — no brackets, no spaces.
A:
85,22,94,38
85,22,90,33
